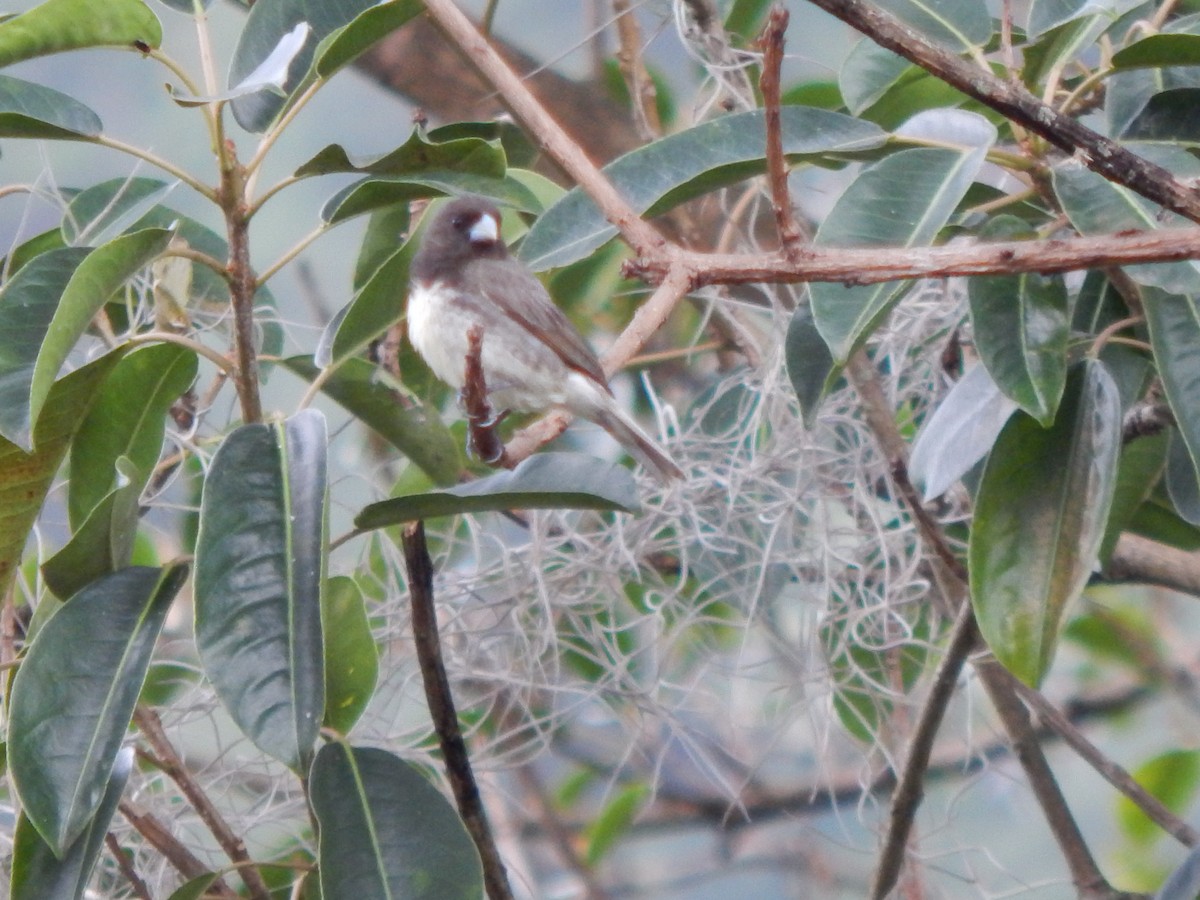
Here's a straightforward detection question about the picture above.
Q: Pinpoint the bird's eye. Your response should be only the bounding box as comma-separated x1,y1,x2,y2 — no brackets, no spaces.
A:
450,214,470,230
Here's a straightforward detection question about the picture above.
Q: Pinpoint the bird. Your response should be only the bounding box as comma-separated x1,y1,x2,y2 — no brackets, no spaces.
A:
407,196,683,483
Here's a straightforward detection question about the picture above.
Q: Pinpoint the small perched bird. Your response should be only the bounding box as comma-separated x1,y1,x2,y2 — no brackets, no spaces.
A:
408,196,683,483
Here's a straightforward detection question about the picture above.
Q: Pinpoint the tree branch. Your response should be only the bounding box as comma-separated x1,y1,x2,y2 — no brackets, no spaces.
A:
401,520,514,900
757,6,806,254
802,0,1200,223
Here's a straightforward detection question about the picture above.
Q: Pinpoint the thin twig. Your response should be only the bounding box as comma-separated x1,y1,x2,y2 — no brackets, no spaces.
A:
517,765,610,900
612,0,661,142
401,521,514,900
134,706,271,900
119,801,238,897
757,6,806,254
802,0,1200,223
1006,673,1200,848
870,602,978,899
105,833,154,900
975,661,1119,897
218,147,263,425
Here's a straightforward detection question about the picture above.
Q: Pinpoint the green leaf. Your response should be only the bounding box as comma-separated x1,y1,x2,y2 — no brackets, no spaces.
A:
784,303,835,428
1118,749,1200,844
323,173,541,225
195,410,327,771
229,0,383,133
0,74,101,141
10,747,133,899
519,107,887,271
62,176,173,245
909,363,1018,501
1027,0,1143,37
282,356,461,486
322,576,378,734
296,131,505,179
1101,432,1168,563
969,360,1122,686
0,228,172,450
724,0,772,39
1113,32,1200,68
156,0,213,11
165,873,222,900
1167,428,1200,525
9,564,187,856
353,203,409,291
1123,87,1200,142
874,0,992,49
312,0,424,78
0,0,161,67
968,220,1069,424
812,141,991,364
1144,288,1200,493
42,457,142,600
1053,162,1200,294
310,743,484,900
355,453,640,530
0,355,120,609
69,343,196,527
583,783,649,865
1071,271,1152,413
840,39,910,115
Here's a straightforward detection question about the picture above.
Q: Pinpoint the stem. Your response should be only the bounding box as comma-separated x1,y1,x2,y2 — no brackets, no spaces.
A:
119,801,239,897
124,331,237,378
256,223,328,287
758,5,806,254
217,142,264,424
93,135,216,202
245,78,324,189
400,521,514,900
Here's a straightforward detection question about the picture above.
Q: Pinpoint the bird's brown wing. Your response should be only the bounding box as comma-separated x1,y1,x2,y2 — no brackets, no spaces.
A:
469,259,610,389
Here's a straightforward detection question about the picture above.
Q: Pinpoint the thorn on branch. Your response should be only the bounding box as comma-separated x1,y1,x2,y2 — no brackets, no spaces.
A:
463,326,511,468
757,5,807,255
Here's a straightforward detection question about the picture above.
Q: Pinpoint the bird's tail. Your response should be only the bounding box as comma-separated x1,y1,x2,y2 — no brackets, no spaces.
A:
591,402,684,485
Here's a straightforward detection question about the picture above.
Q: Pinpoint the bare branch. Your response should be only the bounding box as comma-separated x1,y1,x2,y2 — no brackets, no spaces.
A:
463,326,511,468
757,6,806,254
119,801,237,896
401,521,515,900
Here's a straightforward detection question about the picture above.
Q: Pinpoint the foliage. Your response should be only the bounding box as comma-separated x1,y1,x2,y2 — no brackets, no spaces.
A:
2,0,1200,897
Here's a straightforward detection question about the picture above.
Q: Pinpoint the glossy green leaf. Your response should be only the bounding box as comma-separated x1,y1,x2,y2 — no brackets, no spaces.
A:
1118,750,1200,844
355,453,640,530
312,0,423,78
69,343,196,527
909,363,1018,501
968,220,1069,424
1129,494,1200,552
584,783,649,865
1027,0,1142,37
812,142,990,364
323,174,541,225
43,457,141,600
519,107,887,271
875,0,992,49
784,303,835,428
282,356,460,486
62,177,173,246
1123,88,1200,142
1071,271,1152,414
1053,162,1200,294
4,227,66,276
322,576,378,734
194,410,327,771
10,564,187,856
840,39,910,115
229,0,379,132
1113,32,1200,68
969,360,1122,686
310,743,484,900
0,228,172,450
165,873,222,900
0,74,101,141
10,747,133,899
0,0,161,67
0,355,120,607
296,131,504,180
1023,14,1112,88
1101,431,1168,563
353,203,410,291
315,197,438,368
1167,428,1200,525
1144,288,1200,493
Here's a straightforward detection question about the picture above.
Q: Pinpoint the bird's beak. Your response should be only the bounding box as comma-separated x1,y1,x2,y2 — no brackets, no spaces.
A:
468,213,499,246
